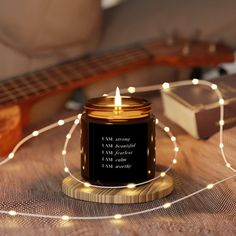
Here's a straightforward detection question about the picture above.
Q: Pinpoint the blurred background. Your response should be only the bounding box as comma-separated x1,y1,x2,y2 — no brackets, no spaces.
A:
1,0,236,122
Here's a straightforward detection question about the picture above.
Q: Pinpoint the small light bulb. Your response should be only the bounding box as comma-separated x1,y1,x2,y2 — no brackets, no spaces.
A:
219,120,224,126
77,114,82,119
164,127,170,132
226,163,231,168
206,183,214,189
151,135,154,142
173,159,177,164
211,84,218,90
171,136,176,142
64,167,69,173
155,119,159,124
162,82,170,90
84,182,91,187
103,94,108,96
62,150,67,155
8,210,17,216
127,86,136,94
58,120,65,126
32,130,39,137
127,183,136,189
74,119,80,125
219,143,224,149
174,147,179,152
62,215,70,221
219,99,225,105
160,172,166,177
66,134,71,139
114,214,122,219
163,202,172,208
8,152,14,159
192,79,199,85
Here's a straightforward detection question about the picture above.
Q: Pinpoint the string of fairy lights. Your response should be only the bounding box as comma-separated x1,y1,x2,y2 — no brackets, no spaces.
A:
0,79,235,221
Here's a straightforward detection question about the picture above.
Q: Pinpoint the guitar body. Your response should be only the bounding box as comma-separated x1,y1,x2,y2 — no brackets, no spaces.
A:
0,38,234,157
0,91,72,156
0,105,22,156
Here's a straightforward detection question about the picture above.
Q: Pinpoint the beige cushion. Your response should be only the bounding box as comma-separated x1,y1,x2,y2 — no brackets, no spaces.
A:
0,0,102,79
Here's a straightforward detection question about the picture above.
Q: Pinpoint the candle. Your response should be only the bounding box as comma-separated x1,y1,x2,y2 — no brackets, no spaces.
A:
80,87,156,186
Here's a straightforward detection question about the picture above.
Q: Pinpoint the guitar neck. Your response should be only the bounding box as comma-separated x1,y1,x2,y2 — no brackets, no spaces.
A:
0,46,152,107
0,38,234,107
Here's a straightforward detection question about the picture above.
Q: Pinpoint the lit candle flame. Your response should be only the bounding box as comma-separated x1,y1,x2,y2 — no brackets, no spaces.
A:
115,86,122,109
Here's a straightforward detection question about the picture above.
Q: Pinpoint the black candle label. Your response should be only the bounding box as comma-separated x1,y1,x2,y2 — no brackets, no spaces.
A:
85,120,154,184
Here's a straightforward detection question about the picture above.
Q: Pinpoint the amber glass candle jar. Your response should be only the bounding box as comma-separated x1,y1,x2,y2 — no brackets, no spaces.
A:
80,92,156,186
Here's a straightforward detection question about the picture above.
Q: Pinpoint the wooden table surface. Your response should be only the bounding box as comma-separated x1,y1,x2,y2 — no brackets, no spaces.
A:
0,95,235,236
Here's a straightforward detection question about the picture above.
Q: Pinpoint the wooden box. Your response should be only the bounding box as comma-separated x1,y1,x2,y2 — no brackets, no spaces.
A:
161,74,236,139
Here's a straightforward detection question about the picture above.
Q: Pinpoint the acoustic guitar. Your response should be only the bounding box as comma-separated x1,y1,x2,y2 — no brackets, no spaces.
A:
0,38,234,157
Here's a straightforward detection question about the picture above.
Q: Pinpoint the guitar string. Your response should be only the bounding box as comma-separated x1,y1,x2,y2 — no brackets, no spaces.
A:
63,49,149,79
0,48,147,102
0,80,235,221
0,49,150,105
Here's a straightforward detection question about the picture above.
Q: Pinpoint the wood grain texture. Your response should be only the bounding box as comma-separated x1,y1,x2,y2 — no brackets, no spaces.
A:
62,171,173,204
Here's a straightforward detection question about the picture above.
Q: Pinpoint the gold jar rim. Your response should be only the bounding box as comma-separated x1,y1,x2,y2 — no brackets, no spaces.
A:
84,96,151,120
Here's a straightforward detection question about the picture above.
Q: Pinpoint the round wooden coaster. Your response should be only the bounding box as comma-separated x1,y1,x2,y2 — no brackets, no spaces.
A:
62,171,174,204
